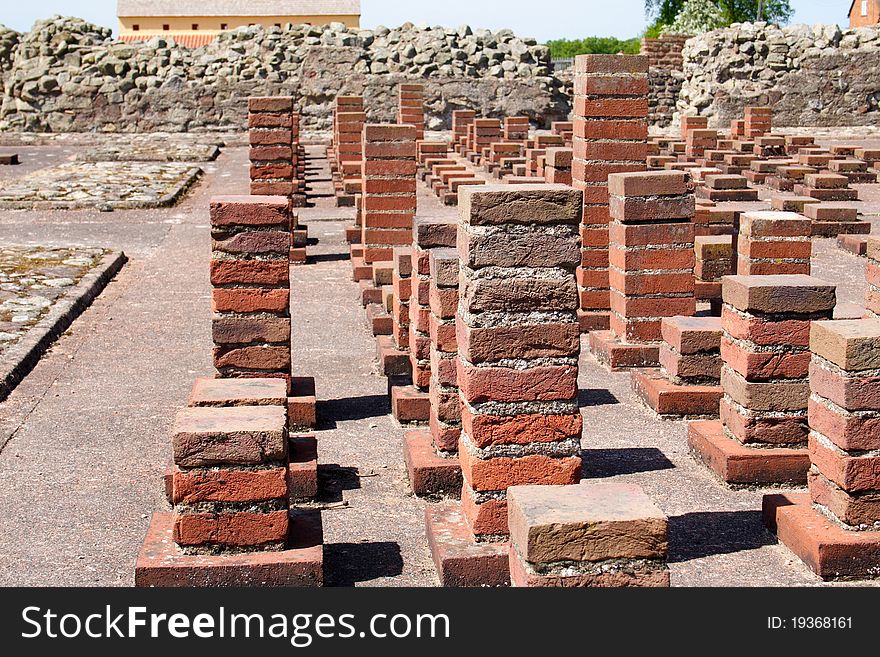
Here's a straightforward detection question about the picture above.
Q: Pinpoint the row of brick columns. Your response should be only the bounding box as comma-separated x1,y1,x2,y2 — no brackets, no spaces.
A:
134,55,880,586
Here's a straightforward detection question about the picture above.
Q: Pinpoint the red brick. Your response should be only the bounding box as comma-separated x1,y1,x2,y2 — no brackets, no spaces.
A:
212,288,289,314
173,510,289,548
460,447,582,492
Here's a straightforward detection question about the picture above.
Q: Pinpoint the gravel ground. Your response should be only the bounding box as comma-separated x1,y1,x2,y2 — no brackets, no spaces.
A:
0,139,877,587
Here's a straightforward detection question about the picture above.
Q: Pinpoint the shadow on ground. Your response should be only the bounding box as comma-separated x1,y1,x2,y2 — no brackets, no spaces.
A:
317,464,363,503
581,447,675,478
324,542,404,586
309,252,350,264
668,510,776,563
579,388,620,407
317,394,390,429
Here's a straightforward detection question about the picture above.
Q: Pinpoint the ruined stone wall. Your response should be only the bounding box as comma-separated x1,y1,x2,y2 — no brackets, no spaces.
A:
649,66,683,128
677,22,880,127
0,25,20,89
0,16,569,133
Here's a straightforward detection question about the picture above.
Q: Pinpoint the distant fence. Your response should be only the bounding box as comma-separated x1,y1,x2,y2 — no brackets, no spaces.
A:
552,58,574,72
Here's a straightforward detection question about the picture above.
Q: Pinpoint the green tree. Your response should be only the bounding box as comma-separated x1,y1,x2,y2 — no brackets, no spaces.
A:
644,0,792,25
546,37,642,59
669,0,727,34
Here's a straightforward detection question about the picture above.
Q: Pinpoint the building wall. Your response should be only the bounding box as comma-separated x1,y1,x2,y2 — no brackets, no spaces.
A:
118,14,360,35
850,1,880,28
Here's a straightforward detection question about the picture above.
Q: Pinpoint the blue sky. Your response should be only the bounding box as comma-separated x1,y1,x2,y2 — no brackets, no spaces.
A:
0,1,851,41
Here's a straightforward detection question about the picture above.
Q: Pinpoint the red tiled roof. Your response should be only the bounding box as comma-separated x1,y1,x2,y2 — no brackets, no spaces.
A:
118,33,219,48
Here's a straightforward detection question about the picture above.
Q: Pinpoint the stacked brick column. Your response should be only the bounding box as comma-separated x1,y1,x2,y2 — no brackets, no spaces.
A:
210,196,316,431
136,380,323,586
335,99,366,207
765,318,880,579
248,97,296,199
360,125,417,265
694,234,734,310
697,174,758,202
681,115,708,141
572,54,648,332
589,171,696,370
632,316,724,418
248,97,308,263
869,238,880,317
136,196,321,587
210,196,292,387
794,173,859,202
398,84,426,140
452,110,476,153
686,129,717,159
471,118,501,164
689,275,836,486
391,218,458,417
171,399,291,553
425,184,583,587
403,248,464,498
544,148,572,185
744,106,772,138
507,483,669,587
737,211,811,276
504,116,530,143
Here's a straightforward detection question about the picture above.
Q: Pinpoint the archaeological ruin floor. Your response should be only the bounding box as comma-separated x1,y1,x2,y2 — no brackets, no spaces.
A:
0,134,878,586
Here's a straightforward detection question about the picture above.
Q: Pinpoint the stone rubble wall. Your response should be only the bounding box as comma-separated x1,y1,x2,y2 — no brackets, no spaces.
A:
0,25,20,88
0,16,569,133
649,67,683,128
676,22,880,128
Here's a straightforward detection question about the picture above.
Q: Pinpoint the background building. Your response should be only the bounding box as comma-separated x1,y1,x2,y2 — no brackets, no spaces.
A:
118,0,361,46
850,0,880,27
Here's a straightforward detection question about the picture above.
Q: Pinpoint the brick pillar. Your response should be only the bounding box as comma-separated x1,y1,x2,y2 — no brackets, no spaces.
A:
335,107,366,206
452,110,475,153
136,197,322,587
737,211,811,276
457,185,583,538
632,315,724,418
869,238,880,317
333,96,363,161
731,119,746,139
472,118,501,164
551,121,574,145
544,148,572,185
417,140,448,165
589,171,696,370
248,97,295,199
135,387,321,586
504,116,529,142
685,129,717,159
765,318,880,580
170,400,290,554
407,218,457,391
680,115,708,140
689,274,836,486
134,371,324,586
425,184,583,588
391,247,412,351
403,248,464,498
398,83,425,140
210,196,292,388
360,124,417,265
794,173,860,202
694,234,734,311
508,483,670,587
744,106,772,138
572,54,648,333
